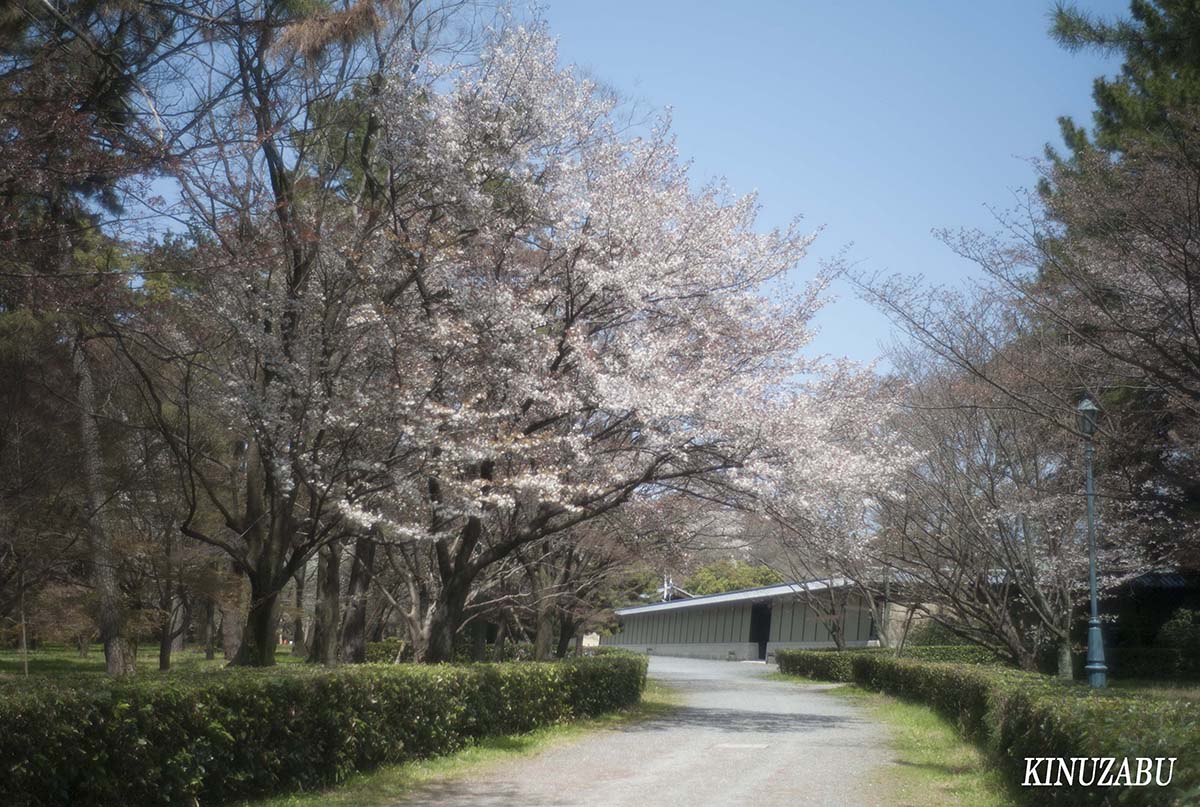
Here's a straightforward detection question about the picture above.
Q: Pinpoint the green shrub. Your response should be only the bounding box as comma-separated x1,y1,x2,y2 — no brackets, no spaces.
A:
775,649,1199,806
0,655,647,807
1157,608,1200,651
778,645,1001,669
364,637,409,663
776,648,855,681
585,646,638,657
486,642,535,662
904,620,971,646
448,642,535,663
1104,646,1200,681
892,644,1003,665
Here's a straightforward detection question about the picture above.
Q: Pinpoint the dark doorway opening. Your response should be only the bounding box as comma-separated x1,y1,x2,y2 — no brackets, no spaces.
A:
749,601,772,660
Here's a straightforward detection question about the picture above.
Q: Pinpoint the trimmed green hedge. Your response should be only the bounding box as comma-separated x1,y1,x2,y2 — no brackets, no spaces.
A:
889,644,1003,665
777,650,1200,806
852,644,1003,665
0,655,647,807
781,645,1002,666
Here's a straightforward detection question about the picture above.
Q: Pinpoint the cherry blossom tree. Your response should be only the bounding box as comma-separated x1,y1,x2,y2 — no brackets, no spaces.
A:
758,368,915,649
115,0,477,666
337,22,838,661
856,283,1149,674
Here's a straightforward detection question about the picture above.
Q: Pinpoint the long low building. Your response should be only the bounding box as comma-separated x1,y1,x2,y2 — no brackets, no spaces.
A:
599,580,878,660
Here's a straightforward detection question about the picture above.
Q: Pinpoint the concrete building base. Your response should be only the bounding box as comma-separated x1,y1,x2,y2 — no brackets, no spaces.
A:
622,642,762,661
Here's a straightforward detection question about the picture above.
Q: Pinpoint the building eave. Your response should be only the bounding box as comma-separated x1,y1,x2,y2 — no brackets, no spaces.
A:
613,578,851,616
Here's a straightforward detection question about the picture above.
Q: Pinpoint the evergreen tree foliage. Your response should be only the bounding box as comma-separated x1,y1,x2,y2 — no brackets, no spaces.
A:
1050,0,1200,160
684,560,783,596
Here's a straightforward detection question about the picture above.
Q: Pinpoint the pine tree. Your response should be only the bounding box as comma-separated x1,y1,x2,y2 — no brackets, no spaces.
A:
1050,0,1200,160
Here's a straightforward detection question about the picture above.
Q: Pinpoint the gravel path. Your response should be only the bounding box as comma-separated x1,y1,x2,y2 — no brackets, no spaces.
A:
390,655,894,807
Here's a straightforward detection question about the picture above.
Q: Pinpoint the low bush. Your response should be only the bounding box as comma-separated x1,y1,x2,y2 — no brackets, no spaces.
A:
485,642,535,662
859,644,1004,665
0,655,647,807
776,649,1199,806
448,642,535,663
894,644,1003,665
585,646,638,657
1103,646,1200,681
363,637,409,663
904,619,972,646
777,644,1001,670
1157,608,1200,651
776,648,856,681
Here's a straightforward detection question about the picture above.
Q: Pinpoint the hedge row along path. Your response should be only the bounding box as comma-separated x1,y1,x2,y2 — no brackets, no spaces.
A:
387,656,893,807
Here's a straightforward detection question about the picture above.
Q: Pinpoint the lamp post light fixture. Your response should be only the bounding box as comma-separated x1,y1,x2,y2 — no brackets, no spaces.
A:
1077,397,1108,688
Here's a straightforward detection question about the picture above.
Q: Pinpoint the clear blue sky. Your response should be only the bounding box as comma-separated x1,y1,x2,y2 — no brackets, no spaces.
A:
541,1,1127,363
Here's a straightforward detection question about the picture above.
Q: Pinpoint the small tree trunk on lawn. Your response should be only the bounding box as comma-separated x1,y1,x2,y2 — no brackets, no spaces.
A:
159,610,173,672
221,575,247,661
172,597,187,653
18,572,28,677
159,632,172,671
1057,636,1074,680
290,567,307,656
73,331,135,677
159,586,181,672
533,601,554,661
199,597,215,661
493,619,508,660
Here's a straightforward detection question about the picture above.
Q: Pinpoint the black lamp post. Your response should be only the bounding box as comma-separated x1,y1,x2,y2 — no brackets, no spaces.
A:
1077,397,1107,688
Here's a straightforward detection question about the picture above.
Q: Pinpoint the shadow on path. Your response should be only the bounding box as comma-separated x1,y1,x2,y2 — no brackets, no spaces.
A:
615,704,856,734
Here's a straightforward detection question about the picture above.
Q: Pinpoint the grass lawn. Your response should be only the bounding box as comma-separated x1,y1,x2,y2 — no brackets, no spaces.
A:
239,678,680,807
0,643,305,678
771,672,1020,807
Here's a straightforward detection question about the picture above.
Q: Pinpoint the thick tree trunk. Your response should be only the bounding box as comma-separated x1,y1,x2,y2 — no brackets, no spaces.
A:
172,599,187,653
199,597,216,661
159,588,183,672
290,567,307,656
555,617,577,659
493,618,508,660
73,333,135,677
339,535,375,663
424,576,471,663
308,540,341,665
533,602,554,661
1016,648,1039,672
159,626,173,672
231,576,281,667
368,607,388,643
470,620,487,661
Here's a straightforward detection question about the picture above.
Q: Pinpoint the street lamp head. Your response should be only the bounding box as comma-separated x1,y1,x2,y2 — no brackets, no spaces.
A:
1077,397,1099,437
